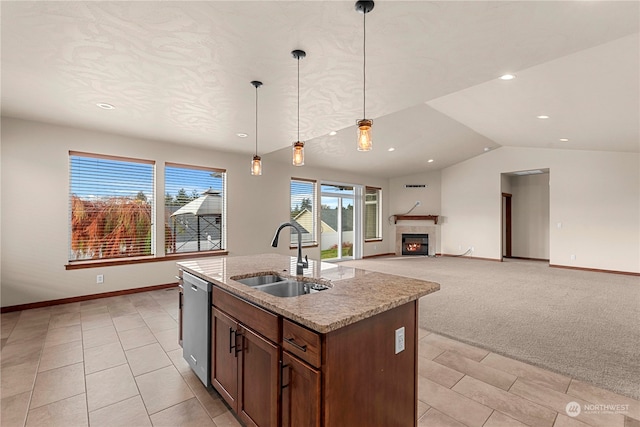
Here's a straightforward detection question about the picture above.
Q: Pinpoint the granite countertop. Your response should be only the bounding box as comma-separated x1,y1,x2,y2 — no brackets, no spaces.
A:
178,253,440,333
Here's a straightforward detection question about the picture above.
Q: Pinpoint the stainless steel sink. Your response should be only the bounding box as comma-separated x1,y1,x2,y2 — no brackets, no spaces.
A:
253,280,330,298
234,274,286,287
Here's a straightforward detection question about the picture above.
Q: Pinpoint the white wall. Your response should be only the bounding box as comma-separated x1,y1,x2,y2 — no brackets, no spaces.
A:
510,173,550,260
441,146,639,273
1,117,389,307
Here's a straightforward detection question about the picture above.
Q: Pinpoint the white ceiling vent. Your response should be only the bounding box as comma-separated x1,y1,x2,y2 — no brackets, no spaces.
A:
405,184,427,188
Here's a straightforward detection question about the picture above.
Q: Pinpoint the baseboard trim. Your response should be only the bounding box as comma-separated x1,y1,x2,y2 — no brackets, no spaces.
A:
549,264,640,277
363,253,395,259
441,254,502,262
1,282,178,313
505,256,550,262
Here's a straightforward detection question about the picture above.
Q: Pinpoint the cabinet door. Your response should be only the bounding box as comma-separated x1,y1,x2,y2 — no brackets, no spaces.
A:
211,308,239,410
282,352,321,427
238,327,279,427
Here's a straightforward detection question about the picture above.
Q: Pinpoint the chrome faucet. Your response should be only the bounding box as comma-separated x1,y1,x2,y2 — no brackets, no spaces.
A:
271,222,308,275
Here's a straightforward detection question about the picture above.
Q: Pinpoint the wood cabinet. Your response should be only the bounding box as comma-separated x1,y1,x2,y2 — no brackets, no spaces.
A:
281,352,320,427
211,288,280,427
208,284,418,427
238,327,279,427
211,307,239,408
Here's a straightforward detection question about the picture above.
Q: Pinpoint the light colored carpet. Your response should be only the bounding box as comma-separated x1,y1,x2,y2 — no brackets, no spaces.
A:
339,256,640,400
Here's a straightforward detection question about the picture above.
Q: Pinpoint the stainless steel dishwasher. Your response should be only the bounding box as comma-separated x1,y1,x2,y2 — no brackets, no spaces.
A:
182,271,211,387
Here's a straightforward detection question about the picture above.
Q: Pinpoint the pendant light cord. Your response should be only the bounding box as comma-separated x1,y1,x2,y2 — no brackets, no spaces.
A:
363,10,366,119
255,86,258,156
297,55,300,142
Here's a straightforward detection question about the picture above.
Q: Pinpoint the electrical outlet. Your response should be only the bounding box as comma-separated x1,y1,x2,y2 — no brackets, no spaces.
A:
96,274,104,284
471,246,475,252
395,327,405,354
570,254,576,261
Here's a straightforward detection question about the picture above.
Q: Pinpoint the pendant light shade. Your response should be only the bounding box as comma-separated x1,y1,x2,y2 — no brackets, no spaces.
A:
357,118,373,152
292,141,304,166
291,49,306,166
251,155,262,176
250,80,263,176
355,0,374,152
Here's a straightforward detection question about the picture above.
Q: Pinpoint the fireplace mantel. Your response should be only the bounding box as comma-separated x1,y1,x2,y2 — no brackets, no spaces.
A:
394,215,439,224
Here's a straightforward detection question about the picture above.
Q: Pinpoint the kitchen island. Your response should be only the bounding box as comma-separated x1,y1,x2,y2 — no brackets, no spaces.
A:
178,254,439,427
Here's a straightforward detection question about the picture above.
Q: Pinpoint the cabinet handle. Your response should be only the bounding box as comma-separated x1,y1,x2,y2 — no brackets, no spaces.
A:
280,360,290,390
191,285,198,291
235,331,243,355
229,328,236,354
178,291,182,309
284,337,307,352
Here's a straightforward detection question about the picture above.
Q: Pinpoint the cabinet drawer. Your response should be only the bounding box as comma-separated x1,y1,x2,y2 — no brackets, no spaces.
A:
213,287,279,343
282,319,321,368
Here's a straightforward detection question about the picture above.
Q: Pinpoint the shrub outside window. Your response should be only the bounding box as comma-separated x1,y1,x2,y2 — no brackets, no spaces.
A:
69,152,155,261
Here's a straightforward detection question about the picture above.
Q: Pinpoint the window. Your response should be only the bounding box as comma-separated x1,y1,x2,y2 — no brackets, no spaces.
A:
165,163,226,254
364,187,382,240
290,178,316,246
69,152,155,261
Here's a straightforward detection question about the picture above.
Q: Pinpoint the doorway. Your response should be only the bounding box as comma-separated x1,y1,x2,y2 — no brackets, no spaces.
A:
501,170,550,261
320,183,361,261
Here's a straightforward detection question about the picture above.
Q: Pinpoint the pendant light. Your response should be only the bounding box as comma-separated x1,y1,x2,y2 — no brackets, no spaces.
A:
250,80,263,176
291,49,306,166
355,0,374,152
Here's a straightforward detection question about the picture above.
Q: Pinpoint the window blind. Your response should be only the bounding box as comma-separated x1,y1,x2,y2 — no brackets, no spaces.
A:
365,187,381,240
290,178,316,246
165,163,226,253
69,152,155,261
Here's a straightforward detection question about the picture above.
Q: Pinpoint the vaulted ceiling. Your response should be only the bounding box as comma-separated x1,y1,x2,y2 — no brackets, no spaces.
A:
2,1,638,178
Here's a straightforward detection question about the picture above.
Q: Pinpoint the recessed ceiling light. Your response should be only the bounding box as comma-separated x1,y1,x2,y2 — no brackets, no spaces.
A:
427,159,434,163
96,103,115,110
388,147,395,152
559,138,569,142
499,74,516,80
329,131,337,136
236,133,248,138
484,147,491,152
537,115,550,119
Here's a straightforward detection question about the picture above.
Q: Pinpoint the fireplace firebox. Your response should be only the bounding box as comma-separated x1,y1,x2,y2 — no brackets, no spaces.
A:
402,234,429,256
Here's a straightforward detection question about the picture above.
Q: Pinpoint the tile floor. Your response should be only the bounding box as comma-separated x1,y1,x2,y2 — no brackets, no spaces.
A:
1,288,639,427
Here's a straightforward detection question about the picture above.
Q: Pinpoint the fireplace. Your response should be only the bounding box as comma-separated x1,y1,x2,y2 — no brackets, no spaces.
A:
402,234,429,256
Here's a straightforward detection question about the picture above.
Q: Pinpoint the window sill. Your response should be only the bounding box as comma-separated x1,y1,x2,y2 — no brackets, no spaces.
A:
65,251,228,270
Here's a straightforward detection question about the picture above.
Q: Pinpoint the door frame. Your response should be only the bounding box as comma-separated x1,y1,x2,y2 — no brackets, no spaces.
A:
502,192,512,259
320,182,362,261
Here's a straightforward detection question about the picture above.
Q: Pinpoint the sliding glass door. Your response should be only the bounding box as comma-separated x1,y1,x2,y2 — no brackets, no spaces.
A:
320,183,361,261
